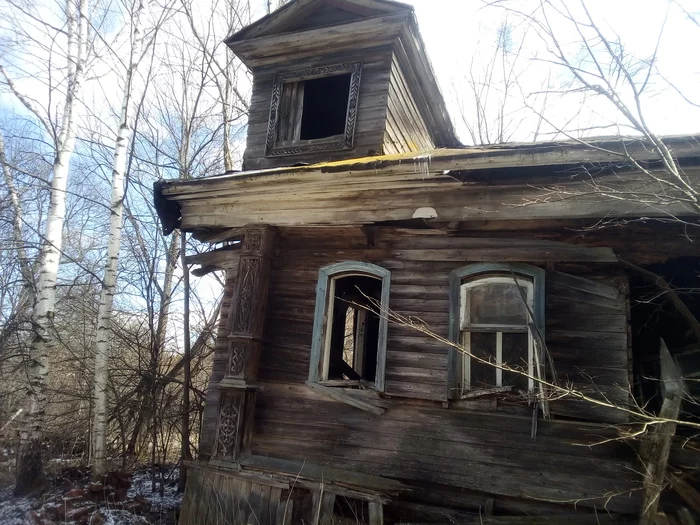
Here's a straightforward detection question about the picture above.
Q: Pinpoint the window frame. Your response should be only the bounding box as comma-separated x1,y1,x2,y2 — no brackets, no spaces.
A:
448,263,545,400
460,276,534,391
309,261,391,392
265,62,363,157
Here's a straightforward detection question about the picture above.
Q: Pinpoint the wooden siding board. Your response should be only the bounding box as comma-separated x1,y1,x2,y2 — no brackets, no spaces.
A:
383,54,435,153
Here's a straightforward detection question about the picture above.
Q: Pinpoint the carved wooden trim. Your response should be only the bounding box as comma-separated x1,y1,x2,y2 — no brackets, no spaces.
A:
265,62,362,157
215,391,244,459
225,339,262,380
228,343,246,376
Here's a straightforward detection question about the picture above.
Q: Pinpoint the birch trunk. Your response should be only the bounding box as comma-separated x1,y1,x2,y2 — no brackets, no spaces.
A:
92,0,150,480
15,0,90,496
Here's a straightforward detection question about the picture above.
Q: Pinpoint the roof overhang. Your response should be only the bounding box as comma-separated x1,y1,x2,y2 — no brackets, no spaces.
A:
154,135,700,234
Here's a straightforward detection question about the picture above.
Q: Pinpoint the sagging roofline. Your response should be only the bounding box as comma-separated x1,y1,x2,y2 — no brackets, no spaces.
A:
154,134,700,234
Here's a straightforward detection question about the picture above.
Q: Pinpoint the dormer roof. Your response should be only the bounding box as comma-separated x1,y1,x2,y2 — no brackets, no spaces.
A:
226,0,460,148
226,0,413,43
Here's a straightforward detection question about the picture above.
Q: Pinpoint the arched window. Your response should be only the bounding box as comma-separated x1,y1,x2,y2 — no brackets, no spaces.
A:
309,262,391,392
449,263,544,398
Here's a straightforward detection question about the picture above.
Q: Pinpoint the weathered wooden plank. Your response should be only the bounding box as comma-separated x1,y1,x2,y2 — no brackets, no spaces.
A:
398,516,637,525
305,381,386,416
369,501,384,525
240,454,408,493
185,245,241,270
639,341,684,525
250,438,640,513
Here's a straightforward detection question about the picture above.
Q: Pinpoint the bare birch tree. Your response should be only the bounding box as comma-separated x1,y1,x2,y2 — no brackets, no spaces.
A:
91,0,154,480
0,0,94,494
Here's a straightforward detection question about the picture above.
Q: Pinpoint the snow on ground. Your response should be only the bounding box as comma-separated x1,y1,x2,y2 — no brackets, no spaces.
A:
0,467,183,525
128,467,182,511
0,486,37,525
100,509,151,524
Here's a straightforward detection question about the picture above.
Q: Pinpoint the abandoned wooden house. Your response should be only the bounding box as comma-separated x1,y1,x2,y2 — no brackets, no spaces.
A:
153,0,700,523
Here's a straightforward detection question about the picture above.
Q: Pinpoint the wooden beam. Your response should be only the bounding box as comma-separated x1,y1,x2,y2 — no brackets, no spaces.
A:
192,227,246,243
185,244,241,268
311,490,335,525
399,517,637,525
639,340,684,525
239,455,407,494
369,501,384,525
305,381,386,416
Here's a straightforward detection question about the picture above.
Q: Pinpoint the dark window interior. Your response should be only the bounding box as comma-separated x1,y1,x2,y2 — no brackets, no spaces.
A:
328,275,381,382
299,74,351,140
333,496,369,524
469,332,496,388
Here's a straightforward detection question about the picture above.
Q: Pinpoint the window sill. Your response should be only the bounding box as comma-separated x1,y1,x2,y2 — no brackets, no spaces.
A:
459,386,515,399
317,379,374,389
305,381,389,416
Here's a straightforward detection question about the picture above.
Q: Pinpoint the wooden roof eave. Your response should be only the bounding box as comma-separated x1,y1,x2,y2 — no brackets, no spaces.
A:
225,0,414,44
158,136,700,198
226,13,410,67
153,136,700,232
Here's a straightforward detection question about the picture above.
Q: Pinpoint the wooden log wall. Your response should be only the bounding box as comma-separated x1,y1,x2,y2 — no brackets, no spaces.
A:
258,227,631,418
383,54,435,154
226,225,644,514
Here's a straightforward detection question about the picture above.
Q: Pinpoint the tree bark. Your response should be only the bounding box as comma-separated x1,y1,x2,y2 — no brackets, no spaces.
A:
92,0,150,481
15,0,89,496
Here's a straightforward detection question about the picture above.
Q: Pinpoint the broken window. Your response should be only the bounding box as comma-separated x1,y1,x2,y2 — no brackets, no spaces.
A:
309,262,390,391
325,274,381,383
276,74,351,143
456,270,542,395
266,63,362,157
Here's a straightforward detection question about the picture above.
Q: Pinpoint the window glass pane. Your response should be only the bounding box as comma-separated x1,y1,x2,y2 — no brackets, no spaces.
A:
501,332,529,391
469,332,496,388
469,282,528,326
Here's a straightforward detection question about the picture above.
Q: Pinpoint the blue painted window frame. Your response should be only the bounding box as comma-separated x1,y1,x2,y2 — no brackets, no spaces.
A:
308,261,391,392
447,263,545,399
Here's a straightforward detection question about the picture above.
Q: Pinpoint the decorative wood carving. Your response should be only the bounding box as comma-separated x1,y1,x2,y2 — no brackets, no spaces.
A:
265,62,362,157
234,258,261,334
213,226,276,462
228,344,246,376
215,391,243,459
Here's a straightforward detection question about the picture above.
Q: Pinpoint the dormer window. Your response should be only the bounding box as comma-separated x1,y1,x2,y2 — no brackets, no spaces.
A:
265,62,362,157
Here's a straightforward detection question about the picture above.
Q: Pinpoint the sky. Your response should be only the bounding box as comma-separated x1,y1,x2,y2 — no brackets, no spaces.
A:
253,0,700,144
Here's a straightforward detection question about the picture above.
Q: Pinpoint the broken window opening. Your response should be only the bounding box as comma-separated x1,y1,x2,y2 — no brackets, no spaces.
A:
325,274,381,384
277,74,351,144
310,261,390,392
334,496,369,524
460,274,535,393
